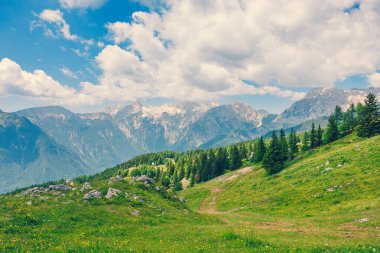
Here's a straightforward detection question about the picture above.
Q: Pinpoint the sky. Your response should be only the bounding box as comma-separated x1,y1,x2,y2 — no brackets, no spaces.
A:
0,0,379,114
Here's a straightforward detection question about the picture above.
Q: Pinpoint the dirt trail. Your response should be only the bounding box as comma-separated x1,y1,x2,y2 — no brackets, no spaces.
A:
198,188,225,215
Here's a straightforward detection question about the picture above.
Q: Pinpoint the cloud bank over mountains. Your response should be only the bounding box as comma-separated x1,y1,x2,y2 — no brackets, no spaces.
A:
1,0,380,107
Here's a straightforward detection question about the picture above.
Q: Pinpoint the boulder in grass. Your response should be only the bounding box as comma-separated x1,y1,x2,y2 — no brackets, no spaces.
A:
80,182,92,192
106,188,122,199
49,184,72,191
136,175,154,184
83,190,102,200
180,197,186,203
22,187,46,196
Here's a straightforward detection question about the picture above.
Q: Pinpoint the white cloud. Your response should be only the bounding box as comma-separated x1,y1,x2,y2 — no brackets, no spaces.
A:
38,9,78,41
58,0,108,10
35,9,96,48
0,58,94,106
60,66,78,79
368,72,380,87
87,0,380,102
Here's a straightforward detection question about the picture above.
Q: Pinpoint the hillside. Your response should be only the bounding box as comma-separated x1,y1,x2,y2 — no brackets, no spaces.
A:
0,134,379,252
182,134,380,251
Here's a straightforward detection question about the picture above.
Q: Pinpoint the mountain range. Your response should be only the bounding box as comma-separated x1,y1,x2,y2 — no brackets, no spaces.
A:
1,87,379,193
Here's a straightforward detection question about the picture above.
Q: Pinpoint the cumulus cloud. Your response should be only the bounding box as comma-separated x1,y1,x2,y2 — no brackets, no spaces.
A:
58,0,108,10
368,72,380,87
0,58,94,106
85,0,380,102
34,9,95,47
37,9,78,40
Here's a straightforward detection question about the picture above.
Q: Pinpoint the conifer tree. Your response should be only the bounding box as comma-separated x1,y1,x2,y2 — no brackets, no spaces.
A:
189,172,195,187
310,123,317,148
279,129,288,162
230,145,242,170
301,131,310,151
207,149,216,179
325,115,339,143
288,128,298,159
357,93,380,137
215,148,227,176
262,131,283,174
255,137,266,162
317,124,323,146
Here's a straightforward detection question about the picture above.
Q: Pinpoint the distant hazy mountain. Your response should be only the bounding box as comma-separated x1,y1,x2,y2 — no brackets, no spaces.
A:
0,110,90,193
274,87,380,128
1,87,377,193
17,106,139,171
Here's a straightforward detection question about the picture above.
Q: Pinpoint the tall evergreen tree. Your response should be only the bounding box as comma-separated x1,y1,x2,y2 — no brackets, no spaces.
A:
288,128,298,159
207,150,216,179
279,129,288,162
230,145,242,170
325,114,339,143
301,131,310,151
215,148,228,176
357,92,380,137
316,124,323,146
310,123,317,148
255,137,266,162
189,172,195,187
262,131,283,174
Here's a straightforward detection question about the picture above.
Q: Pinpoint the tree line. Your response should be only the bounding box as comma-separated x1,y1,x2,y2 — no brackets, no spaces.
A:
89,93,379,190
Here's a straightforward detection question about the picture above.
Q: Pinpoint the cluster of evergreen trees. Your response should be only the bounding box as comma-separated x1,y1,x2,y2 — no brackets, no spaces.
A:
93,93,379,191
324,92,380,141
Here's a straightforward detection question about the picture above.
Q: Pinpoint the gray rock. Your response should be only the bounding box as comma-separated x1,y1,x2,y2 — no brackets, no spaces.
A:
130,210,139,216
106,188,122,199
80,182,92,192
108,175,123,184
22,187,46,196
26,201,32,206
136,175,154,184
180,197,186,203
49,184,72,191
83,190,102,200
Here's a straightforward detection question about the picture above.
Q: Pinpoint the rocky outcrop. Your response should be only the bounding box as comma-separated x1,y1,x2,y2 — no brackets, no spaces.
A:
106,188,122,199
83,190,102,200
49,184,72,191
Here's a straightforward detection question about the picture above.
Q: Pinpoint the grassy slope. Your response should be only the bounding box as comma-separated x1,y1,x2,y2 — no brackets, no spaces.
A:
182,134,380,251
0,134,379,252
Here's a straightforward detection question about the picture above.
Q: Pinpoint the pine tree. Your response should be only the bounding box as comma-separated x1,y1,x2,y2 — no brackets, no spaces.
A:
279,129,288,162
255,137,266,162
357,92,380,137
199,152,208,182
262,131,283,174
316,124,323,146
301,131,310,151
207,150,216,179
310,123,317,148
288,128,298,159
215,148,227,176
239,144,248,161
230,145,242,170
325,114,339,143
189,172,195,187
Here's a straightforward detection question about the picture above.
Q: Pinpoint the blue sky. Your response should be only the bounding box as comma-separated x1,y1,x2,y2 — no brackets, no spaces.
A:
0,0,378,113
